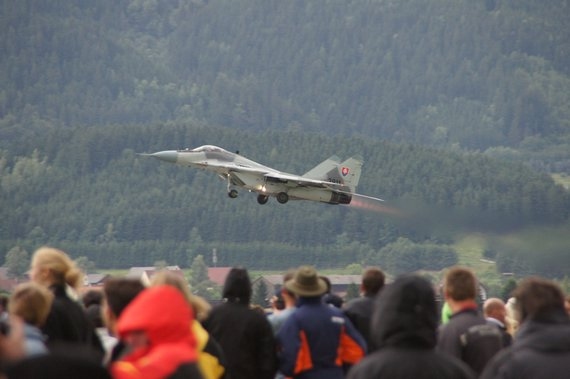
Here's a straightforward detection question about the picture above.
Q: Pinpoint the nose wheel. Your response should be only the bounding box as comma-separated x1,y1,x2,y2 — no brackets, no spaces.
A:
257,194,269,204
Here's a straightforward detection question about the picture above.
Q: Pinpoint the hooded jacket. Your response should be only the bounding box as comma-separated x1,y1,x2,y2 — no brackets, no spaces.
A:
347,275,475,379
481,310,570,379
111,286,202,379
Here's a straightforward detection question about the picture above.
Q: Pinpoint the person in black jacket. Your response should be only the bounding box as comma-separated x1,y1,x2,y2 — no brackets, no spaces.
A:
437,266,502,376
203,267,277,379
347,274,475,379
343,267,385,353
29,246,104,360
481,277,570,379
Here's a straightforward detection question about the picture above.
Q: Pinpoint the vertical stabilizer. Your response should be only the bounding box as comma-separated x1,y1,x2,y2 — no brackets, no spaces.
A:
302,155,341,180
336,156,362,192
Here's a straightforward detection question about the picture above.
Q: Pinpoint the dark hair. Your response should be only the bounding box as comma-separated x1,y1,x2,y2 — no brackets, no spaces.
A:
103,278,145,317
82,290,103,308
513,277,565,321
86,304,103,328
223,267,251,304
362,267,385,296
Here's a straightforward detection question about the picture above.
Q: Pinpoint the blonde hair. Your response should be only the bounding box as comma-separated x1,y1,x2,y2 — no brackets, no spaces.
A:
150,270,211,321
32,247,83,289
9,282,54,326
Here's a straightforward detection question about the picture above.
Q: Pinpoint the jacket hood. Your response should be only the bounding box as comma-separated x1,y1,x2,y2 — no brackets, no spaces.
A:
222,267,252,304
371,274,438,349
117,285,196,347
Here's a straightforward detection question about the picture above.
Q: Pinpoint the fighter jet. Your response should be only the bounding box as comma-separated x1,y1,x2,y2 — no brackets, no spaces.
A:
142,145,383,205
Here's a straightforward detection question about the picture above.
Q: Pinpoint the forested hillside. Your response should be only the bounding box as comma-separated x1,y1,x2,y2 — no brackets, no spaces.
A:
1,0,570,171
2,1,569,279
1,125,568,276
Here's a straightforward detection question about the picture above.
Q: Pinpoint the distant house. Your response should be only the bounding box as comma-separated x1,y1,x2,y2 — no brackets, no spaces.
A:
319,275,362,298
83,273,111,288
254,274,363,300
127,266,185,286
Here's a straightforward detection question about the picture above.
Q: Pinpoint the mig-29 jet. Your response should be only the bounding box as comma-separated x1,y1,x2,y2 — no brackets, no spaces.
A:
143,145,383,205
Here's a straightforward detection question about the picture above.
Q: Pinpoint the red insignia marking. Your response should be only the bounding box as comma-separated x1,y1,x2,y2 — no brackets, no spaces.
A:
341,167,349,176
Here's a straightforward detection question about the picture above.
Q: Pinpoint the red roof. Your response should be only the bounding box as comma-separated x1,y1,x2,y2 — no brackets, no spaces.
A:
208,267,232,286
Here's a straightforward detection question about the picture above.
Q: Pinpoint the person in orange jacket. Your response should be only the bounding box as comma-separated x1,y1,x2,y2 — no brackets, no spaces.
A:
110,286,203,379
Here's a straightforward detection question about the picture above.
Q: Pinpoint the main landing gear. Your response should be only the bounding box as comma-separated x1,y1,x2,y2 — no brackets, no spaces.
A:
276,192,289,204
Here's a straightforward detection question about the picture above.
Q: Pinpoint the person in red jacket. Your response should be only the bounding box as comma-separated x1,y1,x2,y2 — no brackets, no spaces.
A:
110,285,203,379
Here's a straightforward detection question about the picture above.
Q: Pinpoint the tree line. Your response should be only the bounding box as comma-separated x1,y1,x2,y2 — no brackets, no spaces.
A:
1,0,569,171
1,124,569,277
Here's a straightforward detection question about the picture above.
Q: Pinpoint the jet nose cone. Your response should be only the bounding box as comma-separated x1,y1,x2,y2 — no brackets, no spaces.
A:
150,150,178,163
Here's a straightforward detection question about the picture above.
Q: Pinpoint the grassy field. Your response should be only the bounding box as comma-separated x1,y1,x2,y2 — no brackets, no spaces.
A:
452,233,504,295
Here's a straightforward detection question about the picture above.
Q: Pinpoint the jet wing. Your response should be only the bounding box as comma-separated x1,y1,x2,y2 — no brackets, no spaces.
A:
264,172,343,189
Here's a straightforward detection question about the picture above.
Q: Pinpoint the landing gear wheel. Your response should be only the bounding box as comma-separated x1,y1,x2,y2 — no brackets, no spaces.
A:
257,194,269,205
228,189,238,199
276,192,289,204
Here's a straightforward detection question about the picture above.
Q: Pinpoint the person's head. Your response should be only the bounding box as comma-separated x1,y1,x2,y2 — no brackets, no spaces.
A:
286,266,327,298
361,267,385,296
30,247,82,289
483,297,507,324
83,288,105,329
270,288,285,311
372,274,438,349
222,267,252,305
82,290,103,308
320,276,332,294
150,270,211,322
9,282,54,327
512,277,566,322
102,277,145,334
505,297,520,335
444,266,478,302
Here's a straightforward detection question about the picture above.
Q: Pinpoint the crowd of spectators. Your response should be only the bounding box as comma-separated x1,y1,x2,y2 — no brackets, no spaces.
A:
1,246,569,379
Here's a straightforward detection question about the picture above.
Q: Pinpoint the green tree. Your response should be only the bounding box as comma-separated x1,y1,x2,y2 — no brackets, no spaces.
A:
193,280,221,301
252,280,268,307
189,255,209,287
187,227,204,266
501,278,518,301
345,263,363,275
345,282,360,301
154,260,167,270
74,256,97,274
4,246,30,280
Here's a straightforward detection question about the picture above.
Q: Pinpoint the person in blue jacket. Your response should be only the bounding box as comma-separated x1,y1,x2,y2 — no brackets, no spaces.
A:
277,266,366,379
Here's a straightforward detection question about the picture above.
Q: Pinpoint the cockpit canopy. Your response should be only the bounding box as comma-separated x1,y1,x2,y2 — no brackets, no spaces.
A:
179,145,228,153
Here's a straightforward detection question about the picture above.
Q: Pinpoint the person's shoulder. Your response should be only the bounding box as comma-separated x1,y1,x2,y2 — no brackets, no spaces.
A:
344,296,366,308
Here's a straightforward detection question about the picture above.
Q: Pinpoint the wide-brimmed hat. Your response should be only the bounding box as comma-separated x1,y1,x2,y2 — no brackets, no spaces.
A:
285,266,327,297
